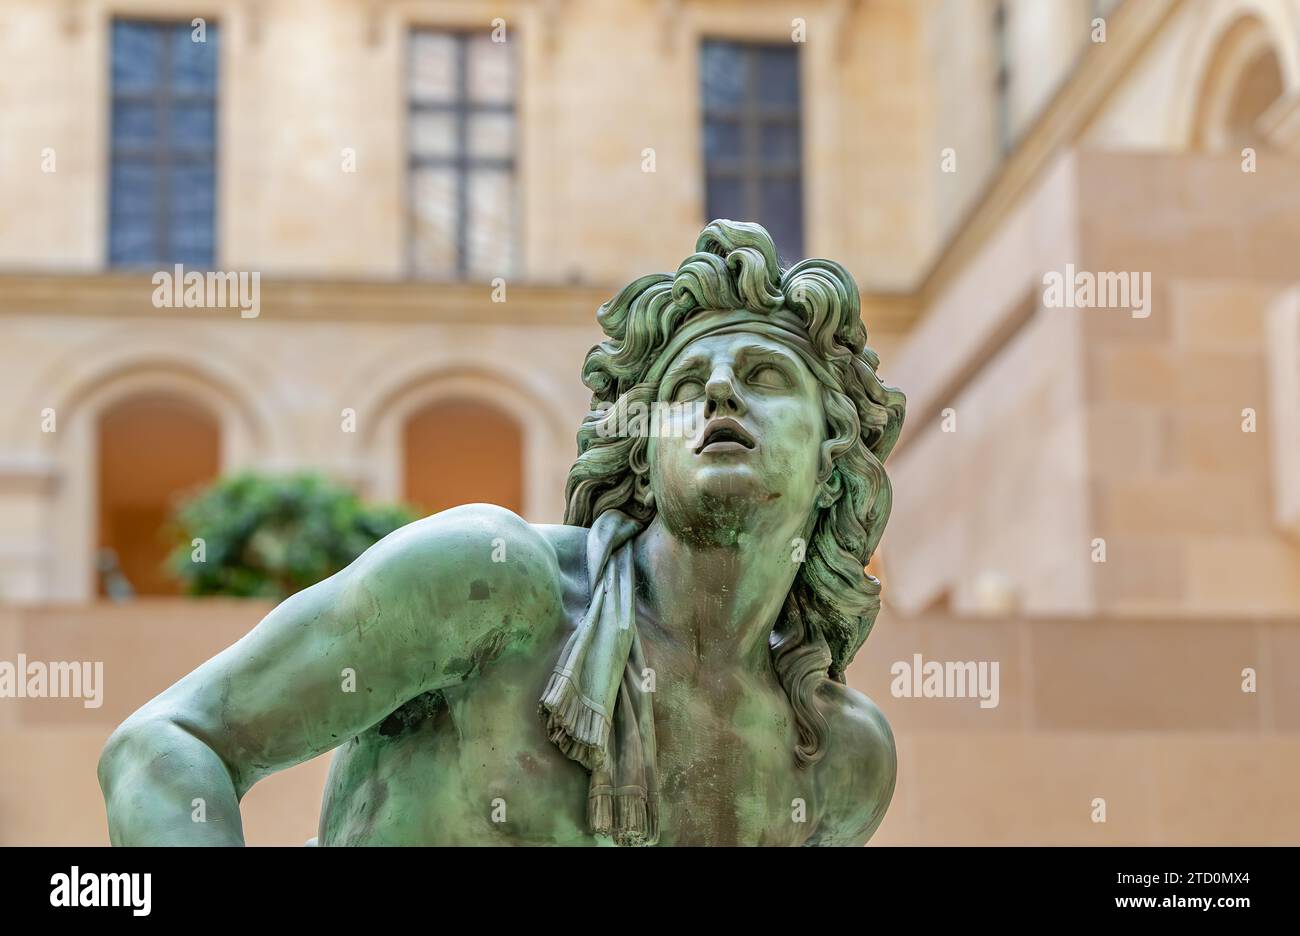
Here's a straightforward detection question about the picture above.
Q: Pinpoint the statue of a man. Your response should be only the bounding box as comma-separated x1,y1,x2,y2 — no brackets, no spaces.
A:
99,221,906,846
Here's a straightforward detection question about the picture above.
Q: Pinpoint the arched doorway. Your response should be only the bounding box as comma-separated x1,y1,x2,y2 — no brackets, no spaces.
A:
96,394,221,596
402,398,524,517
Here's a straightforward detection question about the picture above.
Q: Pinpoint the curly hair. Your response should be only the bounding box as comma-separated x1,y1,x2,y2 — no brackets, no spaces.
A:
563,220,905,766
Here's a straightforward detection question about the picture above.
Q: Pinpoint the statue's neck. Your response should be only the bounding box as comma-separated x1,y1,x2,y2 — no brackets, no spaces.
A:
632,511,809,675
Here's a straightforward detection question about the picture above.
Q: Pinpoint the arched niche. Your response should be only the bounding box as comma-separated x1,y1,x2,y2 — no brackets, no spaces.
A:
353,367,572,524
402,398,524,516
46,363,269,601
1174,5,1300,152
96,393,221,596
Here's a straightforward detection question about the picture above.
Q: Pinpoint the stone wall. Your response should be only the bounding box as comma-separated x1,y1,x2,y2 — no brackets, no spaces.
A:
0,600,327,846
851,607,1300,844
884,148,1300,619
4,600,1295,845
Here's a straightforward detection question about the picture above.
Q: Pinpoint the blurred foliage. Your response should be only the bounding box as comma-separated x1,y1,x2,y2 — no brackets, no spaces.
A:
167,472,417,600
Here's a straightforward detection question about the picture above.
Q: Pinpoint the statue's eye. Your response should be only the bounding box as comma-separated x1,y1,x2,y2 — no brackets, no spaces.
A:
748,363,789,389
671,378,705,403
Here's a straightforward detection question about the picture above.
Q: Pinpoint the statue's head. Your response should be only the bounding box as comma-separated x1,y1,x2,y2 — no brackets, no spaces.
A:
564,220,905,764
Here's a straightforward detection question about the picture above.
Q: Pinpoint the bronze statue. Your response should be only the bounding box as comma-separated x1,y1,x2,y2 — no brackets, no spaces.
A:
98,221,906,846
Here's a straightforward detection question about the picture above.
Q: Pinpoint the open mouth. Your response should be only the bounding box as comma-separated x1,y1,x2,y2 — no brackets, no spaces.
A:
694,418,757,455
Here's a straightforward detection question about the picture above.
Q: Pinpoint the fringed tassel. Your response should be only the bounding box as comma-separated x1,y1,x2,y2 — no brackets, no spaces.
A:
589,789,613,837
539,671,610,771
589,791,659,847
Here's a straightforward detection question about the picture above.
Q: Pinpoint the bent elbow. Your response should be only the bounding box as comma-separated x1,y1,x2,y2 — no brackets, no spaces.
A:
97,714,150,797
98,710,239,800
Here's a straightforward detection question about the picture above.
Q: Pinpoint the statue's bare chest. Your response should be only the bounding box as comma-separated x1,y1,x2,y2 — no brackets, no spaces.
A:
319,643,830,845
644,657,826,845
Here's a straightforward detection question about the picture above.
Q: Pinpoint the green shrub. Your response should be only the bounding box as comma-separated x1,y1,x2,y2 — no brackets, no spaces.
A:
168,472,417,599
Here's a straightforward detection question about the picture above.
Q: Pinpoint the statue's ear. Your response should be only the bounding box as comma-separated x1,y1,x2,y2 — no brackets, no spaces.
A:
633,472,655,510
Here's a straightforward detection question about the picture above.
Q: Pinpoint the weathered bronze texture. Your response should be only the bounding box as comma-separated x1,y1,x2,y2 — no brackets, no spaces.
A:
99,221,906,846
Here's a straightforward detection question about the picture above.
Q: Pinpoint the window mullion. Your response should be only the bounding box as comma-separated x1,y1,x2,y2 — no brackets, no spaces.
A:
157,27,173,267
456,36,470,278
743,47,762,225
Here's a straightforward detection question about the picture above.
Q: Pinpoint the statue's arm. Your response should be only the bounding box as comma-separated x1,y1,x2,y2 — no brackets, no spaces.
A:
97,504,562,846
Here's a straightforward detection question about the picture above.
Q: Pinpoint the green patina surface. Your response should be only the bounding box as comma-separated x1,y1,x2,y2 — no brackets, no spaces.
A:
98,220,906,846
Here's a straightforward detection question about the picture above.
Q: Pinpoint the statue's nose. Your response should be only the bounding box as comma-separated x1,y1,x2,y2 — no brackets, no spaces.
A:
705,367,743,415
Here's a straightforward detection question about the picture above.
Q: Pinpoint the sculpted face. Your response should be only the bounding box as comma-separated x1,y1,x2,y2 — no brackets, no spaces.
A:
646,328,826,539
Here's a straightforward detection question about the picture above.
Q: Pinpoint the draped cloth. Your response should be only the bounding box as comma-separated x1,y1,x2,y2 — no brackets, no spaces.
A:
538,509,659,846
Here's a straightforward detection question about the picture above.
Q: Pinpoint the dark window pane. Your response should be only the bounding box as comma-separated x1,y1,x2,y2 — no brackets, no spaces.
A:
700,41,803,254
111,21,163,92
109,19,218,269
170,23,218,92
110,163,159,216
108,210,159,267
171,249,210,270
169,165,215,215
703,119,743,162
169,103,216,151
756,46,799,109
759,121,800,166
760,176,803,261
111,101,158,148
705,174,744,223
171,215,215,267
700,41,745,111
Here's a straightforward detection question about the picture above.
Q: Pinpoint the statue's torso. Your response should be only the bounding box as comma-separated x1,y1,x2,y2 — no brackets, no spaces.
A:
316,524,874,846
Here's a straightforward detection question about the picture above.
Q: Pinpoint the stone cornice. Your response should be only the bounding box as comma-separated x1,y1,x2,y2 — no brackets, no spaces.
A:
0,272,610,327
0,271,921,334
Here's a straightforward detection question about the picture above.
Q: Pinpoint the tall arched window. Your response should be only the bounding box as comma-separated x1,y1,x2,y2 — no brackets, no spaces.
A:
96,394,221,596
402,398,524,517
1194,16,1287,151
1222,48,1284,145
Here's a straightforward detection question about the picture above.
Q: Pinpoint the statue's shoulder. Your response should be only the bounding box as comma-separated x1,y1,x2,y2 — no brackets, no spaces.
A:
812,680,897,844
352,504,567,616
373,510,591,641
530,523,591,619
530,522,587,569
818,680,895,776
